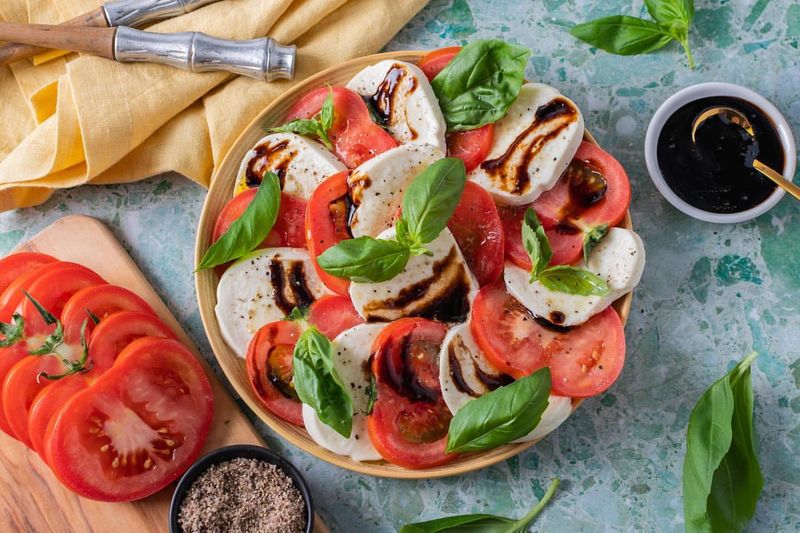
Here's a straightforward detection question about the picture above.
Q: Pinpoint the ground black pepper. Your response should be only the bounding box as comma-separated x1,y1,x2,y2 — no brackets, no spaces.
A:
178,457,307,533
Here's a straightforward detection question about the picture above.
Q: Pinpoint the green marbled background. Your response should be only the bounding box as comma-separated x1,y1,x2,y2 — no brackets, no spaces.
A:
1,0,799,530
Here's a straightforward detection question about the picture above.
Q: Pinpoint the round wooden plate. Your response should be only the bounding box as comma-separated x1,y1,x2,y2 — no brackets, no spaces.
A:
195,51,634,479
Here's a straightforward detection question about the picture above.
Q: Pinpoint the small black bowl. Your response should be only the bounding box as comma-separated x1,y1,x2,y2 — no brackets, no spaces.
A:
169,444,314,533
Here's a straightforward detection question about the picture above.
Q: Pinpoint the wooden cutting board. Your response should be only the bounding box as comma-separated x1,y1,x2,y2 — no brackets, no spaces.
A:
0,215,327,533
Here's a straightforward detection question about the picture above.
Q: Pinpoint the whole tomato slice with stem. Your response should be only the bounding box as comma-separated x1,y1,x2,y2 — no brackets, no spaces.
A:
447,181,505,285
285,86,398,168
46,337,214,502
213,189,307,250
367,318,456,469
305,171,352,295
60,284,155,345
246,320,304,426
0,252,56,299
307,295,364,339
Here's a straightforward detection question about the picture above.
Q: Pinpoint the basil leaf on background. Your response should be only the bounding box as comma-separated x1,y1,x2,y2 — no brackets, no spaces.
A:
400,478,560,533
317,236,411,283
446,368,551,453
292,327,353,438
644,0,694,30
582,224,609,265
270,90,334,149
401,158,467,246
537,265,610,297
683,352,763,533
431,39,531,131
197,172,281,270
0,313,25,347
521,208,552,278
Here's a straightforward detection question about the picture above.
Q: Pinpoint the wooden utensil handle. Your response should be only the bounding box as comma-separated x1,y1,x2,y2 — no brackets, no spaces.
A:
0,20,115,61
0,7,108,66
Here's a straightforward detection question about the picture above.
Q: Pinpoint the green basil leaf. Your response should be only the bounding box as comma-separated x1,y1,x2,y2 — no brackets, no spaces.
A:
644,0,694,29
400,478,560,533
446,368,551,453
285,306,309,322
683,352,763,533
197,172,281,270
317,236,411,283
570,15,674,55
582,224,609,265
270,118,330,148
401,158,466,245
319,90,335,131
431,39,530,131
521,208,552,278
537,265,610,296
0,313,25,347
292,327,353,438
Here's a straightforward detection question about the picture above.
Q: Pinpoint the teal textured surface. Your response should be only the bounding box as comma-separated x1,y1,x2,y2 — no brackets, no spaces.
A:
2,1,799,530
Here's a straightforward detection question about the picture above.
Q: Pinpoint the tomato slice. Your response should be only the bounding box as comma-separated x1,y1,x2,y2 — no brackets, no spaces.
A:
305,171,352,295
246,320,303,426
447,181,505,285
367,318,456,469
0,343,29,438
2,354,66,446
307,295,365,339
418,46,462,80
28,374,87,456
0,260,66,323
499,203,588,267
285,86,398,168
0,252,56,299
46,337,214,502
213,189,307,250
60,285,155,345
471,283,626,397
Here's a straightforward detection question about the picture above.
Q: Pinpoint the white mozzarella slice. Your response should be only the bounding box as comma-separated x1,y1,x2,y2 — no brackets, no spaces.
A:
349,227,478,322
302,323,385,461
347,143,443,238
469,83,584,205
234,132,346,198
504,227,645,326
439,324,573,443
346,60,446,152
215,248,333,358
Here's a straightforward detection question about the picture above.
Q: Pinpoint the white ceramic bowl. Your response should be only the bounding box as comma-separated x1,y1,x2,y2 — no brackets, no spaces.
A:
644,82,797,223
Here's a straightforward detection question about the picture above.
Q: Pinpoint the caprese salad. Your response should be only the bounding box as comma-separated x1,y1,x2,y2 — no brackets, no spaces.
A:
0,253,213,501
203,40,645,469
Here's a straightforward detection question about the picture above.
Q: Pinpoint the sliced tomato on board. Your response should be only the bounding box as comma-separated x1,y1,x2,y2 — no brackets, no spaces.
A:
471,282,626,397
305,171,352,295
46,337,214,502
213,189,307,250
2,354,66,446
367,318,456,469
447,181,505,286
0,252,56,298
0,343,29,438
285,86,398,168
0,260,66,322
28,374,87,456
246,320,304,426
307,295,364,339
60,284,155,345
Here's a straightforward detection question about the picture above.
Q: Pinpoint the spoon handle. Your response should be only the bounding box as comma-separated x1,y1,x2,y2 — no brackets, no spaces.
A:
753,159,800,201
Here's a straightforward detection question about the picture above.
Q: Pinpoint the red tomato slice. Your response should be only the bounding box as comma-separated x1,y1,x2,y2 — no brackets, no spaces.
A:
20,263,106,337
60,285,155,345
46,337,214,502
367,318,456,469
471,283,626,397
213,189,307,250
28,374,87,456
0,252,56,298
246,320,303,426
0,343,29,438
0,260,66,323
498,204,587,267
2,355,66,446
307,295,365,339
305,171,351,295
285,86,398,168
418,46,462,80
447,181,505,285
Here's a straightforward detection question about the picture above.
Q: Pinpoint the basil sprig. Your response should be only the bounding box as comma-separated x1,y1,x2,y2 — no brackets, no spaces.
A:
446,368,551,453
400,478,559,533
522,209,609,296
270,89,335,149
570,0,696,69
0,313,25,347
292,327,353,438
431,39,530,131
582,224,609,265
197,171,281,270
683,352,763,532
317,158,466,283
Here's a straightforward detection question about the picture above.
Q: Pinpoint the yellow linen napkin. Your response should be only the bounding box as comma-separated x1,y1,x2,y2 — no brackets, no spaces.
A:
0,0,429,211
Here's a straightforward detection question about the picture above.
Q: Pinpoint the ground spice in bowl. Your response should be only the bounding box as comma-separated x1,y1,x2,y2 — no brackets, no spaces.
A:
177,457,307,533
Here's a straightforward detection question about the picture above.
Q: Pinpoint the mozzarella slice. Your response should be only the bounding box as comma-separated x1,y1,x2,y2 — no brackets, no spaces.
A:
346,60,446,152
469,83,584,205
234,132,346,198
348,143,443,238
215,248,333,358
302,323,385,461
505,227,645,326
439,324,573,442
349,227,478,323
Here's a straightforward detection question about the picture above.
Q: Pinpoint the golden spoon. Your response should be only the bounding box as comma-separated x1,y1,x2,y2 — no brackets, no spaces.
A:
691,106,800,201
